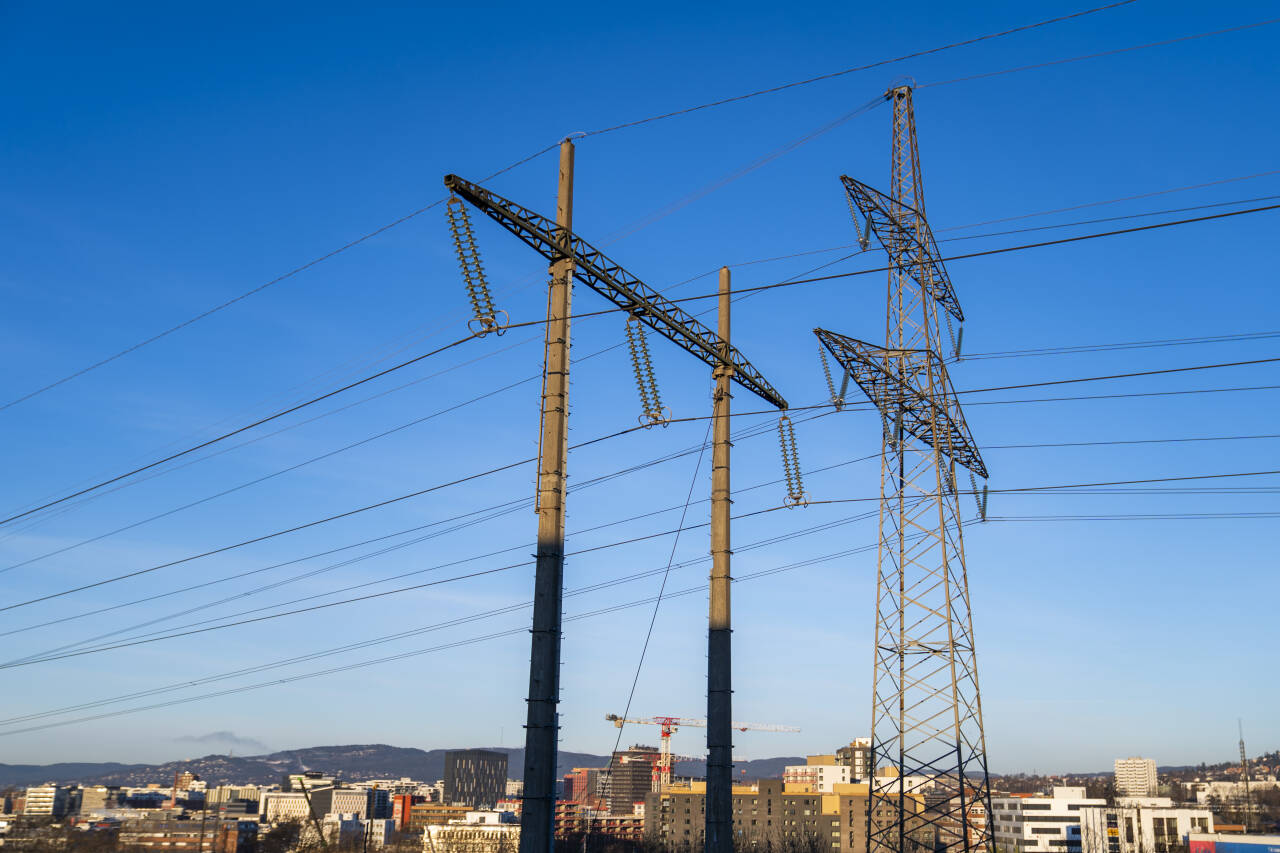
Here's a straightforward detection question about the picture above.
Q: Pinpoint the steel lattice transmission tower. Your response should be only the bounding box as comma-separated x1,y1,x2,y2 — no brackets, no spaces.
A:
816,84,994,853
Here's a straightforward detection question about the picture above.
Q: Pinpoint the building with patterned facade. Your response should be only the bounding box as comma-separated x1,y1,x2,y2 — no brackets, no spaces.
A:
444,750,508,809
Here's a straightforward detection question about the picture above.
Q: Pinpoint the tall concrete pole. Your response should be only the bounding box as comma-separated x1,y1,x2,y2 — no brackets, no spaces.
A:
705,266,733,853
520,138,575,853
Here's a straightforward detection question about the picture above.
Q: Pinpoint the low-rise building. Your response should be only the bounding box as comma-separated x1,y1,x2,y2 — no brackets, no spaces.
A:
1079,800,1213,853
117,818,257,853
407,803,473,833
1189,832,1280,853
424,810,519,853
991,787,1108,853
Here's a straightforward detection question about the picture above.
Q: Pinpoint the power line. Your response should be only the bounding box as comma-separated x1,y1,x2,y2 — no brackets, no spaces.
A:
10,467,1276,667
0,502,863,670
11,189,1274,538
0,144,563,413
0,333,483,528
580,1,1137,136
0,407,825,616
6,352,1274,614
0,541,884,737
919,16,1280,91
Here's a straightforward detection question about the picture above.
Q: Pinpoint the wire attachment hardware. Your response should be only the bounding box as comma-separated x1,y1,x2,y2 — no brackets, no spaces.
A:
447,196,506,337
777,414,807,507
625,314,670,427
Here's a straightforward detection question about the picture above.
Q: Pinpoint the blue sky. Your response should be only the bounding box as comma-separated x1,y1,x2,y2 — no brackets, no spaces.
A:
0,1,1277,774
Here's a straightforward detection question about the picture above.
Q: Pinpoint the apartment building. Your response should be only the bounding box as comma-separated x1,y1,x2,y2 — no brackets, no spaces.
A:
1114,758,1159,798
644,778,928,852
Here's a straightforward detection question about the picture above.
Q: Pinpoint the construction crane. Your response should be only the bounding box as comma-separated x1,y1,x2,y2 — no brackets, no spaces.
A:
605,714,800,792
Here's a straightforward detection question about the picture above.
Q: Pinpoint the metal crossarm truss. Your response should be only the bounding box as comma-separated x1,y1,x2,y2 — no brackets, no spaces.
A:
842,175,963,323
814,329,987,479
443,174,788,410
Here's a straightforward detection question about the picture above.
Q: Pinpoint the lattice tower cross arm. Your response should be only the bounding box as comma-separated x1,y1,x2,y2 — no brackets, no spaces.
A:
442,174,787,410
814,328,987,479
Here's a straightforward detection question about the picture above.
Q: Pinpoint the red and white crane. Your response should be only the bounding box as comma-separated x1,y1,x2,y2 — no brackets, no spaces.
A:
605,714,800,792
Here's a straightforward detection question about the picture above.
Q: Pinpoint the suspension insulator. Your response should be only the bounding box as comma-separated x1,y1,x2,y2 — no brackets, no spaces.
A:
626,315,669,427
778,414,807,508
447,196,506,337
818,346,845,411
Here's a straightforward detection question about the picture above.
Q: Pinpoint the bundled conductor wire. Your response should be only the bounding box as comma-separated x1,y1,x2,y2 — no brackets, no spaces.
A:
447,196,506,336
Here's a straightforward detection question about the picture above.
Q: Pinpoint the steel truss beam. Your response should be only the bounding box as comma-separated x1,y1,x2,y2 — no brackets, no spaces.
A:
443,174,787,410
841,175,964,323
813,329,987,479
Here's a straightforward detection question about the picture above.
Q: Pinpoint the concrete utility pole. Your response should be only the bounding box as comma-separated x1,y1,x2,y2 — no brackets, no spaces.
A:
519,138,575,853
705,266,733,853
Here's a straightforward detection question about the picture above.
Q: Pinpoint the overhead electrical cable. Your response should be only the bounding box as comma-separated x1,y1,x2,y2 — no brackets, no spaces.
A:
579,0,1138,136
919,16,1280,91
0,144,563,413
0,540,889,736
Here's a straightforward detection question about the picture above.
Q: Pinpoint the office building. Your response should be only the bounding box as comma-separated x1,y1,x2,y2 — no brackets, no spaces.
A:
604,745,660,814
444,750,508,809
1114,758,1159,798
79,786,123,813
991,787,1108,853
1080,801,1212,853
22,786,70,818
259,792,311,823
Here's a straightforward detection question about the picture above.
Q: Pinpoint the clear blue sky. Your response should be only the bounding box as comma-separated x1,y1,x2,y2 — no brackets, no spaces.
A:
1,1,1277,774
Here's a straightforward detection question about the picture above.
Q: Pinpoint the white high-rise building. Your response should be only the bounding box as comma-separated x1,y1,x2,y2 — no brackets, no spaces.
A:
1114,758,1158,798
991,786,1107,853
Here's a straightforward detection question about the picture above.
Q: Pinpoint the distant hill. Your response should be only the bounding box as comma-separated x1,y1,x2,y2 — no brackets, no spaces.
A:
0,744,800,788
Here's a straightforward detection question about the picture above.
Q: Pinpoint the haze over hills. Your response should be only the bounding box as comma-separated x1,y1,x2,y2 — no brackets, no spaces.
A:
0,744,805,788
4,743,1270,789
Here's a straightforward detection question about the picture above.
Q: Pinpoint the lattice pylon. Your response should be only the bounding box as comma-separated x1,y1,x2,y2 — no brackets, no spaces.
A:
867,85,994,853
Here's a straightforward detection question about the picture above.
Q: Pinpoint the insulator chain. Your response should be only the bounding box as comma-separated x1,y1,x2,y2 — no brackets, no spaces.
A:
625,315,669,427
778,414,807,507
969,470,988,522
818,346,845,411
447,196,507,337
